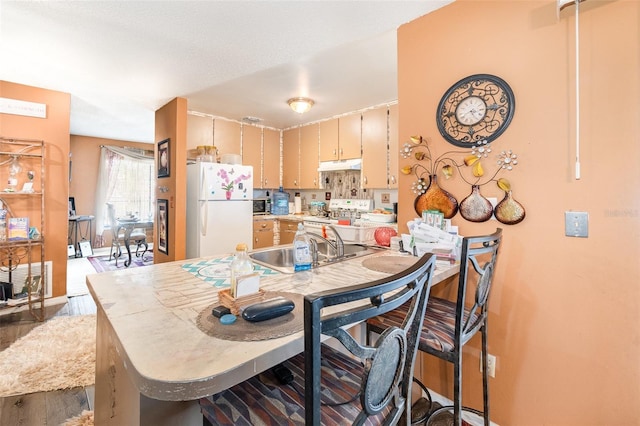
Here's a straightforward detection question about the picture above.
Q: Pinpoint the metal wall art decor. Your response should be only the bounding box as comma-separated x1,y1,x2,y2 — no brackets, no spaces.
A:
436,74,515,148
401,135,525,224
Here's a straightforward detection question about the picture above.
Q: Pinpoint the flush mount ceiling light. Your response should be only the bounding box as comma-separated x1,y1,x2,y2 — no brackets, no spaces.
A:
287,97,314,114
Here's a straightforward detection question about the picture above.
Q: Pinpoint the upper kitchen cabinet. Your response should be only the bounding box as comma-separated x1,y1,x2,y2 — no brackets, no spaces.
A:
243,125,280,189
214,118,241,157
319,118,339,161
361,107,389,189
282,127,300,189
388,104,399,188
262,128,280,189
187,114,213,149
319,114,361,161
299,123,319,189
337,113,362,160
242,124,262,188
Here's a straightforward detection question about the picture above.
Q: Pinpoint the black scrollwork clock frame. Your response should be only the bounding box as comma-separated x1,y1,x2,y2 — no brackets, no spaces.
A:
436,74,515,147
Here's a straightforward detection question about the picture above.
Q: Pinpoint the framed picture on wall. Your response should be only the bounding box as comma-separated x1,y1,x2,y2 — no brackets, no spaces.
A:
157,138,170,178
157,199,169,255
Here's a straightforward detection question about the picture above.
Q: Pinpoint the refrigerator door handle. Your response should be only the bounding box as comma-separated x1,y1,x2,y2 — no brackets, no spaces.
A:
201,166,208,236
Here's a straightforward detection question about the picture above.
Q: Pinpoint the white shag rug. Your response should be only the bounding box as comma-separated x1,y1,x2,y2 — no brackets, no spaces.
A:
62,410,94,426
0,315,96,397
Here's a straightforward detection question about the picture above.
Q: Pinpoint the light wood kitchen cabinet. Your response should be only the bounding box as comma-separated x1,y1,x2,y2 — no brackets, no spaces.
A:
263,128,280,189
187,114,213,149
242,124,262,188
214,118,241,157
299,123,319,189
282,128,299,189
278,219,299,245
253,218,274,249
319,118,339,161
388,104,399,188
242,126,280,189
320,114,361,162
361,107,389,189
337,113,362,160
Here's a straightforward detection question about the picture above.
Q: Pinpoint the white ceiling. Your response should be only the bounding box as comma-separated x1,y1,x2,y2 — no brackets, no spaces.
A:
0,1,452,143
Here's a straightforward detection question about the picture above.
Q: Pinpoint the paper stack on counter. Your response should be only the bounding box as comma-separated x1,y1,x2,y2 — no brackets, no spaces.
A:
404,219,462,265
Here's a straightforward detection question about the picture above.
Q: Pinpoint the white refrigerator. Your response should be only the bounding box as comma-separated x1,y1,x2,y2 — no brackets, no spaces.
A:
186,162,254,258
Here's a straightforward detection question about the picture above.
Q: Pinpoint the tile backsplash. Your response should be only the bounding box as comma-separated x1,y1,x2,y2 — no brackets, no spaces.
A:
254,170,397,212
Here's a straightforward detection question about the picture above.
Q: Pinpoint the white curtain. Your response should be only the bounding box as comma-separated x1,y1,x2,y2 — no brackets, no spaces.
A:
94,146,153,246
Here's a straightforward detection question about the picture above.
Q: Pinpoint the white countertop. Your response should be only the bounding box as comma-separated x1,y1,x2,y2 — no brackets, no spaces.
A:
86,250,458,401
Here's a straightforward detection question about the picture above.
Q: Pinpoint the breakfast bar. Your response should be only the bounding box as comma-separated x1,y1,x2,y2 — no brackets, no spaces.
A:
87,250,459,425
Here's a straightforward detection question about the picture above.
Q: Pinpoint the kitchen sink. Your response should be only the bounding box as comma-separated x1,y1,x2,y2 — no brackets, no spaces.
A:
249,242,382,273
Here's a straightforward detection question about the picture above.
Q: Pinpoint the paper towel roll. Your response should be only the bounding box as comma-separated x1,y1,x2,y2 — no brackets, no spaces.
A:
294,196,302,214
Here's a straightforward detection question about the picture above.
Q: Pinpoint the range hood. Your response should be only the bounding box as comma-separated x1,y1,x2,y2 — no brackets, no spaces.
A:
317,159,362,172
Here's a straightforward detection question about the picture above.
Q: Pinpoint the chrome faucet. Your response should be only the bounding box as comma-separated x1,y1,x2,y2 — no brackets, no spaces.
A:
307,225,344,263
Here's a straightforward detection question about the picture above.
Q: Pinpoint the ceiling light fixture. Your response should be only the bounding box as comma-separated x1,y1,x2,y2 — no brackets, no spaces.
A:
287,97,314,114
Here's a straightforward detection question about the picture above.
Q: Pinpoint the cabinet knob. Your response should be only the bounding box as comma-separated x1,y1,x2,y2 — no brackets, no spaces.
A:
261,223,267,229
340,148,343,156
333,149,337,156
294,180,298,186
255,237,259,243
364,176,368,184
264,178,268,186
390,175,396,184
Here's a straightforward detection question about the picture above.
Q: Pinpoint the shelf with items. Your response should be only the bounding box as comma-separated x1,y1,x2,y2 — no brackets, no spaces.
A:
0,137,45,321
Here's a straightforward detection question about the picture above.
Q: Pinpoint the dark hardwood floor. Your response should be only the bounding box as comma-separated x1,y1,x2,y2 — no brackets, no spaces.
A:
0,294,97,425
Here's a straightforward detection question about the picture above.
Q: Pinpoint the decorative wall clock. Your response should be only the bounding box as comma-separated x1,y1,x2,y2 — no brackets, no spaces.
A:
436,74,515,147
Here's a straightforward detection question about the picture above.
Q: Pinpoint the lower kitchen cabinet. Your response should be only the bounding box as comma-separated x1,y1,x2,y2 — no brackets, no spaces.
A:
253,218,274,249
278,219,299,245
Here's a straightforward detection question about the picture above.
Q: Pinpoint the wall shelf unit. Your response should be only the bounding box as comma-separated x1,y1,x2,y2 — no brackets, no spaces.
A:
0,137,46,321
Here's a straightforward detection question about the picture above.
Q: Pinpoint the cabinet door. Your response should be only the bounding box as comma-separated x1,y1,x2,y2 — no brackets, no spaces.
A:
214,119,241,157
242,125,262,188
279,219,298,245
388,104,399,189
300,123,319,189
362,107,389,189
282,128,299,189
338,113,362,160
187,114,213,150
263,128,280,189
253,219,274,249
319,119,339,162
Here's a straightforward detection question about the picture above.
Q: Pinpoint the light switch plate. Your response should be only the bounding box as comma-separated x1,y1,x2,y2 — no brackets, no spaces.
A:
565,211,588,238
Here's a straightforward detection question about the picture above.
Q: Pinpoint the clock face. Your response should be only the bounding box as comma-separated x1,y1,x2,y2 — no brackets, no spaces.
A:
455,96,487,126
437,74,515,147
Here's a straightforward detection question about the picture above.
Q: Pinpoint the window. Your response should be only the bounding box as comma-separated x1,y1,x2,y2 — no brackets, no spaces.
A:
94,146,154,245
106,155,154,220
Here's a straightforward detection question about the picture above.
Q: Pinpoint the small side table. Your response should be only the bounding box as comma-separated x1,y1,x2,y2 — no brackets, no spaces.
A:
68,215,95,257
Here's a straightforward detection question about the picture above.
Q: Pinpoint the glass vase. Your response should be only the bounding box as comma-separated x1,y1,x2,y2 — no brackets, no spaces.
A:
459,185,493,222
413,174,458,218
494,190,526,225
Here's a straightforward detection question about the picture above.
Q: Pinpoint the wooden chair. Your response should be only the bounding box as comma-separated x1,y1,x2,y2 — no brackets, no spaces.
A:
366,228,502,426
200,253,436,425
106,203,147,266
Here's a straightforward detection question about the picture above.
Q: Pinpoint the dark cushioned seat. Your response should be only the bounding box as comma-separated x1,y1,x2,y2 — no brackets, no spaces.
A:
201,253,437,425
200,344,388,425
367,297,479,354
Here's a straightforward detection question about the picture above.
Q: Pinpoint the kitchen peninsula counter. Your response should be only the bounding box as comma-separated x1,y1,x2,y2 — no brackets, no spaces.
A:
87,250,459,425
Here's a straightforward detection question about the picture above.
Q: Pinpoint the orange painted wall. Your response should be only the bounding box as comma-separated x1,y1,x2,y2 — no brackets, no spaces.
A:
398,1,639,424
155,97,187,262
0,81,71,298
69,135,154,245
